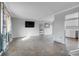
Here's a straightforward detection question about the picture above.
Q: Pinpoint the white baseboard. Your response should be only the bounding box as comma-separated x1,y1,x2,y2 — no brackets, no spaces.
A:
69,49,79,56
54,40,65,44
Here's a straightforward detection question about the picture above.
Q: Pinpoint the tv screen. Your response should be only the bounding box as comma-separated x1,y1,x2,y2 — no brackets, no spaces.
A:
25,21,35,28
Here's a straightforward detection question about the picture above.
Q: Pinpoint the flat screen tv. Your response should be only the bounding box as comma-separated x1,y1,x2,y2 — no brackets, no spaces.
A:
25,21,35,28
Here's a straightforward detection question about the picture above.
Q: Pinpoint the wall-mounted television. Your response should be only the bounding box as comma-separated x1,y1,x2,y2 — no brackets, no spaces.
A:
25,21,35,28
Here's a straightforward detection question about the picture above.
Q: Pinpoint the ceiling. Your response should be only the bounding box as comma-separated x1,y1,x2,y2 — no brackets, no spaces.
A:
5,2,79,21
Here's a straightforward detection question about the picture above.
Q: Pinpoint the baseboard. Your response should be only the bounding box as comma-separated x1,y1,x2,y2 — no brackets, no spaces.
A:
13,35,41,39
13,36,24,39
54,40,65,45
69,49,79,56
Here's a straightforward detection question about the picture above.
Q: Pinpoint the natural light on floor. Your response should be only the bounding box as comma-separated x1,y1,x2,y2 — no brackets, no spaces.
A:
22,34,31,41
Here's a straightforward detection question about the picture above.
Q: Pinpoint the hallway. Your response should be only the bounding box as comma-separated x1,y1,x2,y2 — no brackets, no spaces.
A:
4,35,69,56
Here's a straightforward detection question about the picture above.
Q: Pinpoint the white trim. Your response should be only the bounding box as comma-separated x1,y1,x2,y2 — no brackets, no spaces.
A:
69,49,79,56
54,4,79,15
70,49,79,53
54,40,65,44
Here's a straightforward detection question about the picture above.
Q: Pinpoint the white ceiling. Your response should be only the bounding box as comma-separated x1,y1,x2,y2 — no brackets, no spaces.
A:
5,2,79,21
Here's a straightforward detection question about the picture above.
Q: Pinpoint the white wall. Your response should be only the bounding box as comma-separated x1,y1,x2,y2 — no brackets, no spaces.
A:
12,17,39,38
53,14,65,44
